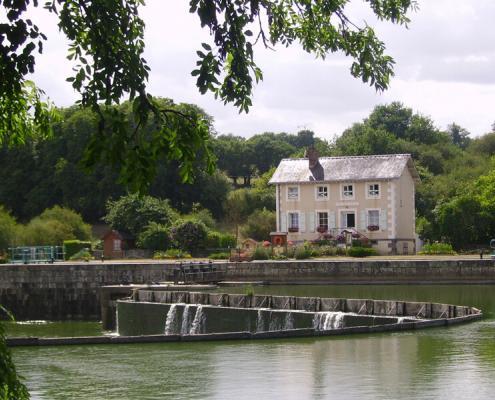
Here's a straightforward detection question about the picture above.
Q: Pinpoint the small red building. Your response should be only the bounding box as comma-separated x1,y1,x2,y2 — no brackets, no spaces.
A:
102,230,134,259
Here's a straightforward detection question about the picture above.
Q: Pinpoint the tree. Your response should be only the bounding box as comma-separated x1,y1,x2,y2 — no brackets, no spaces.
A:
241,208,276,241
447,123,471,149
1,1,416,190
103,194,179,237
0,207,18,252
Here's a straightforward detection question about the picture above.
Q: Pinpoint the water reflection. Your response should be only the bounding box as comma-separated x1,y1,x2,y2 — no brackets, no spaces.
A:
11,285,495,400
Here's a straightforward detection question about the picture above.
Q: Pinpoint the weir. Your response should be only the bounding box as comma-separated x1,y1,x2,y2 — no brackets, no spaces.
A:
113,289,483,340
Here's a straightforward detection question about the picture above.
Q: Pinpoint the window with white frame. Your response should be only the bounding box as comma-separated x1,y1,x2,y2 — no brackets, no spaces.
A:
317,212,328,231
367,210,380,230
288,212,299,230
113,239,122,251
316,186,328,199
342,184,354,198
368,183,380,198
287,186,299,200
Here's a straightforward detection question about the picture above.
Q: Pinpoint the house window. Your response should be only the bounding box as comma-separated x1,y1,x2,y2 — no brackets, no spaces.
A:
113,239,122,251
317,212,328,231
288,212,299,231
342,184,354,198
367,210,380,230
287,186,299,200
316,186,328,200
368,183,380,198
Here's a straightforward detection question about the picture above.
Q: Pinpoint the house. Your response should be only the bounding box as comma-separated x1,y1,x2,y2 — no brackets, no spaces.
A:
269,149,420,255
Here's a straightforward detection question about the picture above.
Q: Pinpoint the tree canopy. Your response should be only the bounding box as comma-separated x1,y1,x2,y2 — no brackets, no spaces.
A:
0,0,417,190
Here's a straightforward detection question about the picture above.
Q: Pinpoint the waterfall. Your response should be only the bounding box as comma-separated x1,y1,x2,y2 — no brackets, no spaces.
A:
313,312,345,330
397,317,406,324
256,309,265,333
181,305,193,334
115,307,120,336
284,312,294,330
165,304,178,335
190,305,205,335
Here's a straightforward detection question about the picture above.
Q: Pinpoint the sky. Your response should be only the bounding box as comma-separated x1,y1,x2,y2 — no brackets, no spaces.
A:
27,0,495,140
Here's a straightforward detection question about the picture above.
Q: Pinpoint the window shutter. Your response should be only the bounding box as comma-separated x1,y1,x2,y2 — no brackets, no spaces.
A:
360,210,366,230
380,209,387,230
329,211,336,229
308,212,315,233
281,213,287,232
299,212,306,232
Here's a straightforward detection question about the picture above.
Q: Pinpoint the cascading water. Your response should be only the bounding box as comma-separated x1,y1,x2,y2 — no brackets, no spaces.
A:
181,305,193,334
313,312,345,330
256,309,265,333
190,305,205,334
164,304,178,335
284,312,294,330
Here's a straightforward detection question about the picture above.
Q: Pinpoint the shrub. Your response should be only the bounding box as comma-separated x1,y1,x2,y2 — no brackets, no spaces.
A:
271,254,288,260
419,242,456,255
183,205,216,229
69,248,94,262
170,220,208,253
314,245,337,257
240,208,276,242
38,206,92,241
347,246,377,257
136,223,171,251
205,230,235,249
208,252,230,260
153,249,192,259
219,233,236,248
22,218,74,246
252,246,270,260
336,247,347,256
0,254,8,264
295,245,312,260
64,240,92,260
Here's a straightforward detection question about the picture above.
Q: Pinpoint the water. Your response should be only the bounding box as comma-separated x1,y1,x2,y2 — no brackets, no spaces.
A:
9,284,495,400
313,312,345,330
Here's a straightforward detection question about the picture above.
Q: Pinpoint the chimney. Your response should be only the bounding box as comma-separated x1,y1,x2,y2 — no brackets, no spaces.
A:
305,146,319,169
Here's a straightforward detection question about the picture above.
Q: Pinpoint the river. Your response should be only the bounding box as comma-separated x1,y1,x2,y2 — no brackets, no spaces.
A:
9,284,495,400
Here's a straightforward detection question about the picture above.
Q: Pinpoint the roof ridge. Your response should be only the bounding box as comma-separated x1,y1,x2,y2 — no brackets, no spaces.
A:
280,153,411,162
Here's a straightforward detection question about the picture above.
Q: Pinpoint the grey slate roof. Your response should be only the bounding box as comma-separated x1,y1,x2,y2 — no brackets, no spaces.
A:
269,154,420,184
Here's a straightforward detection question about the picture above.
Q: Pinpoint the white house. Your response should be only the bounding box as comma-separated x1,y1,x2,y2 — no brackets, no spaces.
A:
269,149,420,254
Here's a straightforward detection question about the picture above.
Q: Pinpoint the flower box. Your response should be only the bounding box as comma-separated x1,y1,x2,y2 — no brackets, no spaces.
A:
351,233,360,239
317,226,328,233
288,227,299,233
367,225,379,231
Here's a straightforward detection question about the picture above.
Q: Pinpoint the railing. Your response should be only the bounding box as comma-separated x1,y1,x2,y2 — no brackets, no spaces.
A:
9,246,65,264
173,261,225,284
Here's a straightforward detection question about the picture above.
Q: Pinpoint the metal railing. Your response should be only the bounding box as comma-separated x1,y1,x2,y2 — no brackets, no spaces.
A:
8,246,65,264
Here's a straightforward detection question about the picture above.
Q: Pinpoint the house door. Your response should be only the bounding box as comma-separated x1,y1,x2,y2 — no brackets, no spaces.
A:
341,211,356,228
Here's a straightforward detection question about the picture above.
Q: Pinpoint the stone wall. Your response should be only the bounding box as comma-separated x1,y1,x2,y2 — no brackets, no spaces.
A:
1,259,494,321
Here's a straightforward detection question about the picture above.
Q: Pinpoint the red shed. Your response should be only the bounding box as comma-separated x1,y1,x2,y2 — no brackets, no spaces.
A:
102,230,134,259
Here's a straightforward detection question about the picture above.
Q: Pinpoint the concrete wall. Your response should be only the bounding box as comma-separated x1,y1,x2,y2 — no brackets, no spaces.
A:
1,259,495,321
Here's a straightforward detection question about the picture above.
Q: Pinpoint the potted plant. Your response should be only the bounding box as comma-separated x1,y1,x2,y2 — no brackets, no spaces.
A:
367,225,379,231
317,226,327,233
288,227,299,232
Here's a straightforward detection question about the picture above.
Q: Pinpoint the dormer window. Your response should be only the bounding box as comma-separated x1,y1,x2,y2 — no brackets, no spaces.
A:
316,186,328,200
287,186,299,200
342,184,354,199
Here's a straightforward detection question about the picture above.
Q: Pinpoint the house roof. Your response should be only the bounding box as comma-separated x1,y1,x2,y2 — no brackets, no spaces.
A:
269,154,420,184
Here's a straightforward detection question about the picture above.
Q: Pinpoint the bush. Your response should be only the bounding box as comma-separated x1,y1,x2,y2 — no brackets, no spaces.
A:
419,242,456,255
153,249,192,259
22,218,74,246
313,245,337,257
219,233,236,248
64,240,92,260
208,252,230,260
0,254,8,264
205,230,235,249
69,248,94,262
347,246,377,257
170,220,208,253
240,208,276,242
136,223,171,251
252,246,270,260
183,205,216,229
38,206,92,241
336,247,347,256
295,245,312,260
270,254,288,260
